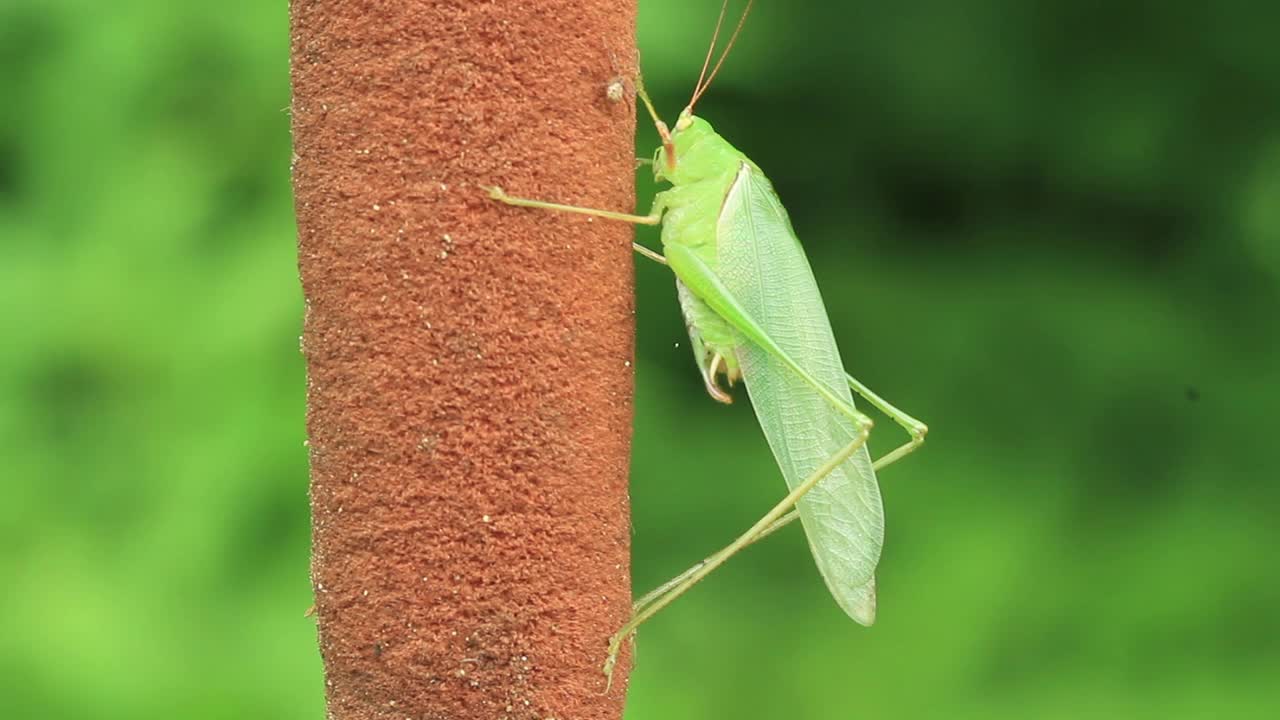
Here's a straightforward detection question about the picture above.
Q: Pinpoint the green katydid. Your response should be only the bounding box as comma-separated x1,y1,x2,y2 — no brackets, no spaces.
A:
484,0,927,682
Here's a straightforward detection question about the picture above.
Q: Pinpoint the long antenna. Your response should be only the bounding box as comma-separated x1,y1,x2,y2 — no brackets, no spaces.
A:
635,73,678,171
691,0,731,105
689,0,754,111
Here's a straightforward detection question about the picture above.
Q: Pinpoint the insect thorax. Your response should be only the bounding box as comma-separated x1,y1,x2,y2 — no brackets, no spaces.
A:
654,116,747,187
655,117,755,384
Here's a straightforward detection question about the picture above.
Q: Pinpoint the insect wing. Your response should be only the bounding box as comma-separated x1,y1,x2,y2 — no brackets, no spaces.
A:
715,163,883,624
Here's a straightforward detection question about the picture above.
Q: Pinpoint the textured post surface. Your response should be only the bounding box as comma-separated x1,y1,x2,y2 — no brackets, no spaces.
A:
290,1,637,717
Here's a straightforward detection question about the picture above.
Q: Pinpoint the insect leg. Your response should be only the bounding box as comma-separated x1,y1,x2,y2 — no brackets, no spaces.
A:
633,243,668,265
844,373,928,470
488,185,668,263
602,423,870,682
485,185,666,225
630,437,915,615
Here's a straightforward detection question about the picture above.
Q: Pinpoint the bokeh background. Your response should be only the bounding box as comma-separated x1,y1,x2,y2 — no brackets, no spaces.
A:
3,1,1277,718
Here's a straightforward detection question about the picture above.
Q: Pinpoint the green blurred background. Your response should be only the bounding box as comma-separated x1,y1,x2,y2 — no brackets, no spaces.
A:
2,1,1277,718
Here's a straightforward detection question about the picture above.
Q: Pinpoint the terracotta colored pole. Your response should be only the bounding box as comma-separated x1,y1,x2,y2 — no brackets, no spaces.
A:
290,2,636,718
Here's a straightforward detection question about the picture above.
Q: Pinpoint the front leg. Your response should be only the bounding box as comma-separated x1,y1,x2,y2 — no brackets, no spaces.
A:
485,186,669,265
485,185,666,226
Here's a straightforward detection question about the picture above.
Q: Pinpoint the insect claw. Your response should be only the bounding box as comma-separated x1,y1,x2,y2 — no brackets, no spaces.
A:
703,353,734,403
601,633,625,693
703,377,733,404
601,656,615,693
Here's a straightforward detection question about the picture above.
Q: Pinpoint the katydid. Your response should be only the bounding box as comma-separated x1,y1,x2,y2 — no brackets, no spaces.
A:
484,0,927,682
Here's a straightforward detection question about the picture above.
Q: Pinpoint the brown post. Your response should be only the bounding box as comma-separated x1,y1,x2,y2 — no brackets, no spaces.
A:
290,2,637,718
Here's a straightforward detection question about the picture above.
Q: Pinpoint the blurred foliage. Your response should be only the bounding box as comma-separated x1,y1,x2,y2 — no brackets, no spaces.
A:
1,1,1277,718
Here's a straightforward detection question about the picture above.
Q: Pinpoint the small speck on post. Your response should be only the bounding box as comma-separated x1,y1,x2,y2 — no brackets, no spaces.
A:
606,78,626,104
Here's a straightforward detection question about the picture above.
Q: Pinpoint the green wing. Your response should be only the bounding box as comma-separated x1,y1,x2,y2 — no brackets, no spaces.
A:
666,163,883,625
